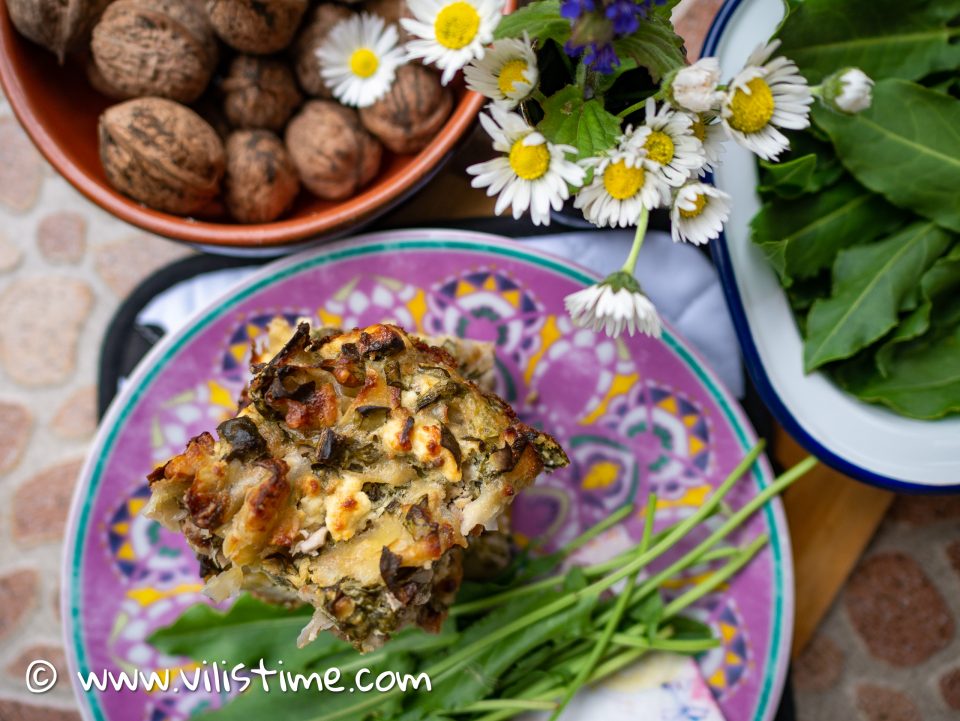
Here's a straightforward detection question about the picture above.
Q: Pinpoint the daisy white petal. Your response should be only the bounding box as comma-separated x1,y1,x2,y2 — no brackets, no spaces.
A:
671,58,724,113
670,182,730,246
463,33,538,108
626,99,705,187
402,0,505,85
574,144,669,228
689,112,725,174
721,41,813,161
564,271,661,339
825,67,874,114
317,13,405,108
467,104,585,226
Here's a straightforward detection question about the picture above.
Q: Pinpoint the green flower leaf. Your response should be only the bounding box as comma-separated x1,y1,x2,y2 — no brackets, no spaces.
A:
494,0,571,45
803,221,953,372
750,179,906,284
537,85,622,159
611,15,686,82
776,0,960,83
814,80,960,234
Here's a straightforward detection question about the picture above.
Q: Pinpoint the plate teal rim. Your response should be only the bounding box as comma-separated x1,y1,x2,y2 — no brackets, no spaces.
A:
61,229,792,721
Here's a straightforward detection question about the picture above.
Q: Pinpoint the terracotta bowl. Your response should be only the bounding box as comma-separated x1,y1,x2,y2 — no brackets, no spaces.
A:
0,4,507,252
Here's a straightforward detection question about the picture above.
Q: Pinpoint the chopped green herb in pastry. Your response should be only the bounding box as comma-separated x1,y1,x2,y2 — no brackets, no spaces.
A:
146,320,568,651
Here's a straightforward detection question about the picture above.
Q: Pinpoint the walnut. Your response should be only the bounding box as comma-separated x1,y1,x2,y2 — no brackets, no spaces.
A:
285,101,381,200
91,0,218,104
362,0,410,38
99,97,226,216
359,64,452,154
224,130,300,223
222,56,303,131
6,0,112,63
86,56,132,101
291,4,353,98
206,0,308,54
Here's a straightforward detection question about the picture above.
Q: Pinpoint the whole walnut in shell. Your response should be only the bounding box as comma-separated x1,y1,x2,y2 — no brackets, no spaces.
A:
86,57,132,101
292,4,352,98
206,0,308,54
6,0,112,63
91,0,218,103
222,56,303,131
99,97,226,216
363,0,410,38
285,101,381,200
225,130,301,223
360,64,452,154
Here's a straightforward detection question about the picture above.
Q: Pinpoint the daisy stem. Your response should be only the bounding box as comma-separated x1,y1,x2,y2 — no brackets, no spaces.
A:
616,98,647,119
621,207,649,275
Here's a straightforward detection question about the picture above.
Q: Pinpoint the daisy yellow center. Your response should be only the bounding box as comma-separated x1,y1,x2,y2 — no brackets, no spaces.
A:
679,193,708,219
603,160,645,200
349,48,379,78
509,139,550,180
729,77,774,134
435,2,481,50
691,117,706,142
497,59,529,95
643,130,675,165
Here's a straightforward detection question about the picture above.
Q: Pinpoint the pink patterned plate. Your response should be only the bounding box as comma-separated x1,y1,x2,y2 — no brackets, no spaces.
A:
62,230,793,721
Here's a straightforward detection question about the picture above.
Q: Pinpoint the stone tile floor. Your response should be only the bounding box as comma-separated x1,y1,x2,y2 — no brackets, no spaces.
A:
1,1,959,718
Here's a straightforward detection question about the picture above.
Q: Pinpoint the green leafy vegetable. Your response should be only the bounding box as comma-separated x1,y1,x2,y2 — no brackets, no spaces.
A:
874,245,960,375
751,179,905,283
803,221,952,371
836,308,960,421
148,595,327,671
537,86,622,159
814,79,960,233
756,132,845,200
776,0,960,83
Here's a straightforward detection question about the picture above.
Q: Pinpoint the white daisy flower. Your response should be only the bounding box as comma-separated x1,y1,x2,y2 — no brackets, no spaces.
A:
671,58,723,113
317,13,405,108
402,0,504,85
565,272,661,338
825,67,874,114
721,39,813,161
689,112,725,174
670,182,731,246
463,33,538,108
574,146,670,228
467,104,585,226
626,99,705,187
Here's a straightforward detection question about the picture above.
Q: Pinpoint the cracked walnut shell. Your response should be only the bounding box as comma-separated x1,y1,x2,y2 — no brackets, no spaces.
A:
359,64,453,154
99,97,225,216
285,101,382,200
225,130,301,223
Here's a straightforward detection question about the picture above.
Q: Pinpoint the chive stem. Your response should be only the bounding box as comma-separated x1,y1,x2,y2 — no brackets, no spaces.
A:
547,494,658,720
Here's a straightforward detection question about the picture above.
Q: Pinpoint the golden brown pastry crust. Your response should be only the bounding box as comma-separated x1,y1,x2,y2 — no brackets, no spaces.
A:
146,321,567,650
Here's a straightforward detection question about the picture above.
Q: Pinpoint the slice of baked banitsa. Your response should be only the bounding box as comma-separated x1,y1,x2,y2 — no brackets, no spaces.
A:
146,318,568,651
